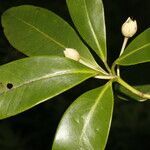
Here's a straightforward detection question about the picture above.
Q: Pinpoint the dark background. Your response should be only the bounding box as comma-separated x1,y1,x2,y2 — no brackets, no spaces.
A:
0,0,150,150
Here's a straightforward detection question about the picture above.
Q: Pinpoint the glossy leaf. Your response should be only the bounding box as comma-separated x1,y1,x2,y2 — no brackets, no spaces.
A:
0,56,98,119
116,28,150,65
52,82,114,150
116,83,150,101
67,0,107,61
2,5,99,68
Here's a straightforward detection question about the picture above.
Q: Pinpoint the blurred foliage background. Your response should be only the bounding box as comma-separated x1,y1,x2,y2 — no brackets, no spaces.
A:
0,0,150,150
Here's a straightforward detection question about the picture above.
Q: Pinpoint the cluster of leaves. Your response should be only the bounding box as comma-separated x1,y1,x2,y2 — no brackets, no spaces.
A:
0,0,149,149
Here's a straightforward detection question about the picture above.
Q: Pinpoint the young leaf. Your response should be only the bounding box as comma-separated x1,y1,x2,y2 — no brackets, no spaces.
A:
52,82,114,150
0,56,98,119
67,0,107,62
116,28,150,65
2,5,99,68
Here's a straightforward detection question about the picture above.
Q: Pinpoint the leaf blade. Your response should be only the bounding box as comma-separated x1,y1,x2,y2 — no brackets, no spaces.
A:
116,83,150,101
2,5,99,68
67,0,107,61
52,82,114,150
116,28,150,65
0,56,97,119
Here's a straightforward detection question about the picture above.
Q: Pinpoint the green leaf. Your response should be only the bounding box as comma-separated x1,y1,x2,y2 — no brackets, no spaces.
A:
67,0,107,62
2,5,99,68
52,82,114,150
116,28,150,65
0,56,97,119
116,83,150,101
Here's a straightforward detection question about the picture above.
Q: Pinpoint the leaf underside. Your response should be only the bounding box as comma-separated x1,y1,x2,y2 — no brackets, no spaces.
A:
116,83,150,101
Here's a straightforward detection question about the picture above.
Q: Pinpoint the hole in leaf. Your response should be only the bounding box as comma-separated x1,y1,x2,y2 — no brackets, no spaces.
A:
7,83,13,89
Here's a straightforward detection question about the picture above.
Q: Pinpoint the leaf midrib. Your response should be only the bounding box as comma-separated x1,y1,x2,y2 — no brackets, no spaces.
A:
2,70,94,95
83,0,104,59
79,81,111,146
8,13,66,49
117,43,150,62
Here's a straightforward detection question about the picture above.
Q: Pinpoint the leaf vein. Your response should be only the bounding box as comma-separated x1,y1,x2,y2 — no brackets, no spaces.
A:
1,70,94,95
9,14,66,49
83,0,104,58
118,43,150,62
79,82,111,146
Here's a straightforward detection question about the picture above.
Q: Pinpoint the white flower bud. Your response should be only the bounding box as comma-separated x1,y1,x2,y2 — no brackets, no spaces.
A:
64,48,80,61
121,17,137,38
